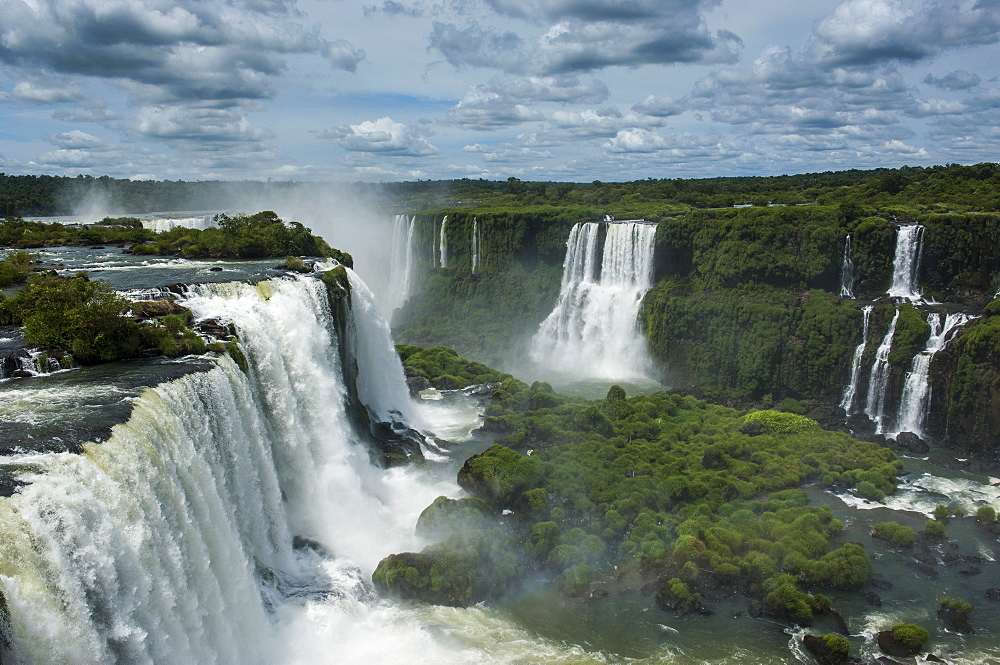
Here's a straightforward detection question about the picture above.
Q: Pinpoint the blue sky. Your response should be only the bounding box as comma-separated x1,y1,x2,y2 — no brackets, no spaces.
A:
0,0,998,182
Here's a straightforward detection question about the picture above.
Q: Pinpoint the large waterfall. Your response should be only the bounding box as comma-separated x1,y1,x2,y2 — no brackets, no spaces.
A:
839,235,855,298
864,307,900,434
386,213,416,313
529,221,657,380
840,304,873,415
892,312,972,437
0,276,454,664
887,224,924,302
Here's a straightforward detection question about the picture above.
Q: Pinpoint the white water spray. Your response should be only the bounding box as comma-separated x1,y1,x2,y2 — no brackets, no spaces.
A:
839,235,855,298
530,221,657,380
864,307,899,434
439,215,448,269
0,277,448,664
892,312,972,437
887,224,924,302
386,214,416,313
840,304,873,415
471,217,480,274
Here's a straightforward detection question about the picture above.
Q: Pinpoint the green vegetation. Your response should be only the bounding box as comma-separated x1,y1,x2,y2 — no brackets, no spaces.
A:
940,597,973,615
0,273,142,363
821,633,850,656
130,211,340,260
397,344,513,389
0,251,34,288
0,211,341,263
923,519,946,538
890,623,930,653
976,505,996,522
872,521,915,547
0,216,152,248
375,354,900,622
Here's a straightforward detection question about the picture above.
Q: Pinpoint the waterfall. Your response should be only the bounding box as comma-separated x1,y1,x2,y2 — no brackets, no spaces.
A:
864,307,900,434
386,214,416,313
887,224,924,302
529,221,657,380
439,215,448,269
345,269,423,428
840,304,873,415
471,217,480,274
892,312,972,437
839,235,855,298
0,276,446,664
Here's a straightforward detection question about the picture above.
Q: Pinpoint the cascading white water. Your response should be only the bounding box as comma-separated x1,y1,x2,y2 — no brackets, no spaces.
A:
892,312,972,437
386,214,416,313
0,276,452,665
864,307,900,434
471,217,480,274
345,269,423,428
887,224,924,302
439,215,448,269
840,304,873,415
839,235,855,298
529,221,657,380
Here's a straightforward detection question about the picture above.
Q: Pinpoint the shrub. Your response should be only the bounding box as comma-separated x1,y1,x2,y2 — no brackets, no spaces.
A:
976,505,997,522
923,519,946,538
873,521,915,547
822,633,850,655
940,597,973,616
890,623,929,652
933,504,950,521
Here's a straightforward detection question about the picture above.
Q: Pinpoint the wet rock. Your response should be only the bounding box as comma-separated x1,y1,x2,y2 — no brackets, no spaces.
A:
924,654,948,663
877,630,920,658
895,431,929,454
870,576,894,590
802,634,849,665
984,588,1000,601
866,592,882,607
209,266,224,272
928,454,958,468
132,299,186,317
938,606,974,634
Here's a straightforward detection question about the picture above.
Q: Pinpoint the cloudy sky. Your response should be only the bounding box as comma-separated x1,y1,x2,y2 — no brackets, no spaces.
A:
0,0,998,182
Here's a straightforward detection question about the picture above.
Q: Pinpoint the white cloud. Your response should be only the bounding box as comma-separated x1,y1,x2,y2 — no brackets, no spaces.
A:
327,117,438,156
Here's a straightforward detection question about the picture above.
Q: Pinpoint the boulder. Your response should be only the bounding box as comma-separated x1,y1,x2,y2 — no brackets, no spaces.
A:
895,431,930,454
985,588,1000,601
877,630,918,658
802,634,848,665
938,606,974,634
865,592,882,607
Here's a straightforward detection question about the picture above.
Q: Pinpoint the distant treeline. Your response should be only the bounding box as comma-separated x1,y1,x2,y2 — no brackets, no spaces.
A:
2,162,999,217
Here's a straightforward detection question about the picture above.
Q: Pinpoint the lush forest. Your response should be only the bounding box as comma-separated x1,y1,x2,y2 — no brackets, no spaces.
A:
375,349,923,650
3,162,999,217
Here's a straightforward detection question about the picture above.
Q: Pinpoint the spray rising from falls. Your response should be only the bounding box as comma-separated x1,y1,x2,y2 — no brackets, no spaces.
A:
530,221,657,380
386,213,416,314
439,215,448,269
887,223,925,302
840,304,873,415
0,276,449,664
892,312,973,437
839,235,855,298
865,307,899,434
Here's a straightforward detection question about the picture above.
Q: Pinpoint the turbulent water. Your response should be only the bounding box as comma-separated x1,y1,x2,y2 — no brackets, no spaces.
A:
530,222,657,380
840,304,872,415
887,223,925,302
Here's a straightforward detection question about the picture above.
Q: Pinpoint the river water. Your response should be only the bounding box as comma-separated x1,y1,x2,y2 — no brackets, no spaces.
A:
1,247,999,664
